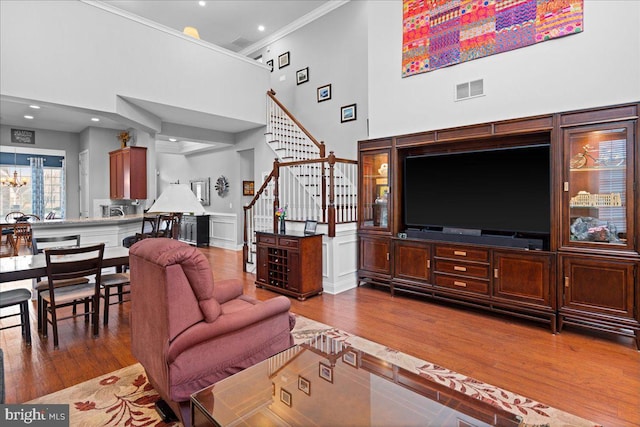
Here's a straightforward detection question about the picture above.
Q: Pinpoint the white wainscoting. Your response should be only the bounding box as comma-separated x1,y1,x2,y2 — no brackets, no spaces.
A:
285,221,358,294
320,223,358,294
207,212,239,250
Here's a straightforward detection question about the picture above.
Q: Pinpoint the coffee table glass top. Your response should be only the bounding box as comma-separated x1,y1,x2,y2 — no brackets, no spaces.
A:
191,334,520,427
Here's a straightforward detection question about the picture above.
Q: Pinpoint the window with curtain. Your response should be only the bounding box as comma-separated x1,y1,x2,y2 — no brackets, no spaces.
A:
0,151,65,219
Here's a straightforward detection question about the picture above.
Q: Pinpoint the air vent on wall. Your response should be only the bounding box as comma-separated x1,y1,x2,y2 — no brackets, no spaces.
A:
455,79,484,101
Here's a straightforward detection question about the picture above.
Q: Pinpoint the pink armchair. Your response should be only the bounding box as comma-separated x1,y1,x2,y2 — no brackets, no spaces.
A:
129,238,295,424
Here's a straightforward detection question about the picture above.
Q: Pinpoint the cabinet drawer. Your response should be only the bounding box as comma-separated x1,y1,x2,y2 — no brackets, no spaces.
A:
278,238,299,249
434,260,489,279
257,234,276,245
434,274,489,294
435,246,489,262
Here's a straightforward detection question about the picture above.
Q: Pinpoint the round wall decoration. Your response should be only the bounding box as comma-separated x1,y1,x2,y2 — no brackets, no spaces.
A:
215,175,229,197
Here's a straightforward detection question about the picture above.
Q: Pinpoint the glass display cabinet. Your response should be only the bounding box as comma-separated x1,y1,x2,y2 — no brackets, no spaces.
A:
359,149,391,231
563,122,635,252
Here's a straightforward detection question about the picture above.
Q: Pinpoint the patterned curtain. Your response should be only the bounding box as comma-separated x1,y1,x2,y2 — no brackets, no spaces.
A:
30,157,45,219
60,158,66,218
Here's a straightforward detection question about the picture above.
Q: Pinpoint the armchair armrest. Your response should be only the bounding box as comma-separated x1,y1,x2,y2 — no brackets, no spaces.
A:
212,279,243,304
167,295,291,362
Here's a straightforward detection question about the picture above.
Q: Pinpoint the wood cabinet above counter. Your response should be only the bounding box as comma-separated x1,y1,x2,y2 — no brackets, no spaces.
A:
109,147,147,200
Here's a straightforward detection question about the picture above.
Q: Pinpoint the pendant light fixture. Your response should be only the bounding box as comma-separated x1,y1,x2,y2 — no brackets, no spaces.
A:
1,151,28,188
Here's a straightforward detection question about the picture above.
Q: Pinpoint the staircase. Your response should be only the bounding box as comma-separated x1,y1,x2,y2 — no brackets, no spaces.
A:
243,90,358,271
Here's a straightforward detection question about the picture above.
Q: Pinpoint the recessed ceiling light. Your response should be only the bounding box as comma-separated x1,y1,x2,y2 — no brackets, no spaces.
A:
24,115,34,119
169,138,177,142
29,105,41,109
258,25,265,32
91,117,100,122
198,1,206,6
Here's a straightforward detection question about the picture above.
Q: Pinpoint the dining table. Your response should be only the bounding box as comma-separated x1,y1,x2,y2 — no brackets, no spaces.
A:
0,245,130,283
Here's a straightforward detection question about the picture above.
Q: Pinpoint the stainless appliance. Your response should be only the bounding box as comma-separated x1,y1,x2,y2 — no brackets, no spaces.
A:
101,204,129,217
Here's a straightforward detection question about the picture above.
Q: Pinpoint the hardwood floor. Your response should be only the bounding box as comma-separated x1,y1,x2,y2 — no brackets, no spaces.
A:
1,246,638,426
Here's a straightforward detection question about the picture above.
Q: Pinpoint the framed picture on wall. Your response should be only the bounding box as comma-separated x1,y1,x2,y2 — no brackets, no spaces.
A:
278,52,290,69
343,350,359,368
317,84,331,102
298,375,311,395
341,103,357,123
296,67,309,85
266,59,274,72
319,362,333,383
243,180,255,196
280,388,292,407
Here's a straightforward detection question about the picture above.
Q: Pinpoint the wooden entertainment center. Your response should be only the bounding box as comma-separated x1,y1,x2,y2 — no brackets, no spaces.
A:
357,103,639,348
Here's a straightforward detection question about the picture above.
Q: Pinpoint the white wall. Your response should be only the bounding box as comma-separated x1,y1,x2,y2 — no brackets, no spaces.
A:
0,0,269,132
250,1,369,160
367,0,640,138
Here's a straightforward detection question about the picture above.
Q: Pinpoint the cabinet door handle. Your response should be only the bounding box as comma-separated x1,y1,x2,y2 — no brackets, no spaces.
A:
453,281,467,287
494,268,499,278
426,259,431,269
563,181,569,192
454,250,467,257
386,252,390,261
564,276,570,288
454,266,467,272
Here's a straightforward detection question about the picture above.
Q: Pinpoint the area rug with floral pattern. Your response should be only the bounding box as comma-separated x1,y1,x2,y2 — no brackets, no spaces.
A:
28,314,600,427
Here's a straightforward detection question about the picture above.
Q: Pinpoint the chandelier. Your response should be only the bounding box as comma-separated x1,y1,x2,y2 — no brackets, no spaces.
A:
1,152,28,188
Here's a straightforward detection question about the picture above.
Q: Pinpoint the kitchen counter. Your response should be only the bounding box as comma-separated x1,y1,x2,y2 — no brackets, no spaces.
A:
31,214,143,228
31,214,144,247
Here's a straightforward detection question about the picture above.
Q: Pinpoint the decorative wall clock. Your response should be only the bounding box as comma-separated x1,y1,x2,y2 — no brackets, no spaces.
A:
215,175,229,197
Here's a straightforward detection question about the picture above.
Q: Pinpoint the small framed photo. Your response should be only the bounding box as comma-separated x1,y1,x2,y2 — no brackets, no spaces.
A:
341,103,357,123
304,220,317,235
343,350,358,368
296,67,309,85
243,180,255,196
319,362,333,383
280,388,292,407
278,52,290,69
298,375,311,395
317,84,331,102
266,59,274,72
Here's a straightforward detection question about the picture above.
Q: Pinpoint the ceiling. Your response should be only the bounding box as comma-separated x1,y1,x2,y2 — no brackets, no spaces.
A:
0,0,333,152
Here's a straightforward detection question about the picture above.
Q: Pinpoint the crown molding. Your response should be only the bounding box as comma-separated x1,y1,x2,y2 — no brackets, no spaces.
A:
238,0,350,57
82,1,268,69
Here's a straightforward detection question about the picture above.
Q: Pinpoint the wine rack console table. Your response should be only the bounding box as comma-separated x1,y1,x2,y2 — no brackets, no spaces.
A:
255,231,323,300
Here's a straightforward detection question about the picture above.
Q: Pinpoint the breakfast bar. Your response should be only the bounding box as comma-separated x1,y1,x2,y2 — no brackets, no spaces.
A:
30,214,143,248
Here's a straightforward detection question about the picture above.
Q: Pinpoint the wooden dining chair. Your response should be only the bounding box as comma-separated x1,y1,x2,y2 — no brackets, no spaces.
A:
31,235,88,332
41,243,105,348
158,213,181,239
2,211,24,246
100,272,131,325
7,222,31,255
0,288,32,345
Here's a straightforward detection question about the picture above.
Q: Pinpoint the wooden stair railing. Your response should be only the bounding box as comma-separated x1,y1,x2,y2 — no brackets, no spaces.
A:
267,89,326,159
242,90,357,271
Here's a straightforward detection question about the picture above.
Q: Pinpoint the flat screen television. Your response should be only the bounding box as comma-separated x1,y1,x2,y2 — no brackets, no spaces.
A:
403,144,551,237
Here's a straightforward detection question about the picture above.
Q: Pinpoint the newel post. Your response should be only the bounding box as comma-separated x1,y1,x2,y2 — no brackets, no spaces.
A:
327,151,336,237
242,207,248,272
273,158,280,233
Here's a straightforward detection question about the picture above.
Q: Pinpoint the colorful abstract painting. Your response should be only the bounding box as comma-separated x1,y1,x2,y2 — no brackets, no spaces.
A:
402,0,583,77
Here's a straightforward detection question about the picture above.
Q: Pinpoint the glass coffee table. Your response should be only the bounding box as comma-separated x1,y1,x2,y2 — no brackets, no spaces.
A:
191,334,520,427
